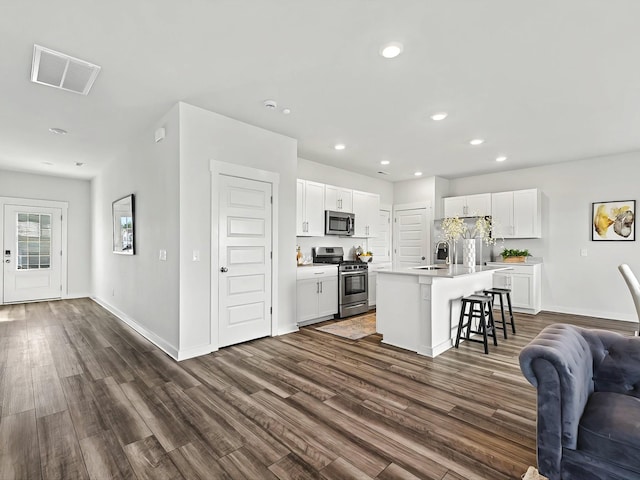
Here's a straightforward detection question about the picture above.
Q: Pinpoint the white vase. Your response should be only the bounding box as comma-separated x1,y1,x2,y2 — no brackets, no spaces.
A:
463,238,476,267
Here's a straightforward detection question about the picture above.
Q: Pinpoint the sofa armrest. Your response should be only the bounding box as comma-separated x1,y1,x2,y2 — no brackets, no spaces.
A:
519,324,595,451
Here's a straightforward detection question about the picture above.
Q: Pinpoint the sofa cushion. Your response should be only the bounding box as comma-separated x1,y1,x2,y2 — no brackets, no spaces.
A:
578,391,640,472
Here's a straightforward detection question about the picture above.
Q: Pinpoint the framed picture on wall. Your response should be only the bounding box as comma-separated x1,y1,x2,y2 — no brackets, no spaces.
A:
592,200,635,241
113,194,135,254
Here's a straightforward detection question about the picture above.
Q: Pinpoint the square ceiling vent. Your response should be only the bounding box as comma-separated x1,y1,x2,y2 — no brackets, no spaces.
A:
31,44,101,95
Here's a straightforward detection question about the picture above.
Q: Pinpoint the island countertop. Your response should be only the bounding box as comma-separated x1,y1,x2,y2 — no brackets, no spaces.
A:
378,265,508,278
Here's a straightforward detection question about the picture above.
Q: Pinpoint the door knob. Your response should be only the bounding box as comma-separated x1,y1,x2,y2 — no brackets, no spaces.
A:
421,256,426,260
220,267,228,273
5,259,9,263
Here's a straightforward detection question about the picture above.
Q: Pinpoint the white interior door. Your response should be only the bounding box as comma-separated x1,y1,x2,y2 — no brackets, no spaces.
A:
3,204,62,303
369,208,391,262
393,206,430,269
218,175,272,347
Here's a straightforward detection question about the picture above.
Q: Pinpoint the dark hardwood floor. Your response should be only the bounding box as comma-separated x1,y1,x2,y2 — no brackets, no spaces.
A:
0,299,634,479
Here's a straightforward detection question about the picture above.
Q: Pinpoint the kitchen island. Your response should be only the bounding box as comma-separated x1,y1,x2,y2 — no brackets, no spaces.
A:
376,265,507,357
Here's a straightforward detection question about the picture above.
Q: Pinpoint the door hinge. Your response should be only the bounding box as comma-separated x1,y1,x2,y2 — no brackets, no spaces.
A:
60,250,62,256
270,251,273,259
270,307,272,315
270,196,273,204
61,215,63,221
60,285,62,291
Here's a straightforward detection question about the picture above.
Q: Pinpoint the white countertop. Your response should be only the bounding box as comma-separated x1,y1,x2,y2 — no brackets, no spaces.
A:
378,264,507,278
487,259,543,265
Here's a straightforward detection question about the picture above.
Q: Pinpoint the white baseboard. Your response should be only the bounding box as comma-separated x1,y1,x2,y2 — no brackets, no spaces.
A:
277,324,299,335
64,292,93,300
91,296,181,360
543,304,637,323
175,344,216,361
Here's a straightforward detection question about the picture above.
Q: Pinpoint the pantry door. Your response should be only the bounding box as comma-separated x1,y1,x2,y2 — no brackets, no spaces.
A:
217,174,273,348
393,203,431,269
3,204,63,303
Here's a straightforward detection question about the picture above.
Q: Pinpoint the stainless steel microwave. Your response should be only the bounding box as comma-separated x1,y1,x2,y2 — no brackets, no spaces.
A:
325,210,354,236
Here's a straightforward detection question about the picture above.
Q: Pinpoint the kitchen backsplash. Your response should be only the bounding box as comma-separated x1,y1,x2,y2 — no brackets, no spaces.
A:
297,236,370,262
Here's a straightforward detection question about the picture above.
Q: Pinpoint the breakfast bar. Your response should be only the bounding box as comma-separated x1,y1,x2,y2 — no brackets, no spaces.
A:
376,265,507,357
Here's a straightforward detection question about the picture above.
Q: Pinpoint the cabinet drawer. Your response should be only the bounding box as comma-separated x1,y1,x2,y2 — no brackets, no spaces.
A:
487,263,535,275
297,265,338,280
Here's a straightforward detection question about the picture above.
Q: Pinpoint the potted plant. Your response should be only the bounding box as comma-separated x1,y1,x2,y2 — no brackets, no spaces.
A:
500,248,531,263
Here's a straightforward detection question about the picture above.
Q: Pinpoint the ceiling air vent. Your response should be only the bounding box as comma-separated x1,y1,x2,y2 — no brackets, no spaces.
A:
31,44,101,95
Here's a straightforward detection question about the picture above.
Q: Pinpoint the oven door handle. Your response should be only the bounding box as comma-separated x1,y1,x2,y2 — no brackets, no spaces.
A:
340,271,366,276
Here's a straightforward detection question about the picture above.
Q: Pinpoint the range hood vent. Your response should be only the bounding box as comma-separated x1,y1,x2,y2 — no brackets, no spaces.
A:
31,44,101,95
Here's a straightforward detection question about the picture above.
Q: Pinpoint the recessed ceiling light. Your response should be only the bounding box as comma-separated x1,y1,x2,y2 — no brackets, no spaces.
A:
430,112,448,121
281,108,291,115
496,156,507,162
414,171,423,176
334,143,346,151
75,162,85,167
49,127,67,135
469,138,485,146
380,42,403,59
380,160,390,165
41,161,54,166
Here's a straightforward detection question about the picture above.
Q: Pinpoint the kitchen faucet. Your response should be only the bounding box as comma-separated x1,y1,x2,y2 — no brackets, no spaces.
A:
434,240,450,265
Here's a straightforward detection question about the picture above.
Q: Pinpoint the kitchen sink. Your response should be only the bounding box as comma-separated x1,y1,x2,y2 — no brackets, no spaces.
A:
412,265,448,270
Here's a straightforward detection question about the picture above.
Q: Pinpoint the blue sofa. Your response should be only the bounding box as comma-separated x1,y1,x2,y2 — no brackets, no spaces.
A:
519,323,640,480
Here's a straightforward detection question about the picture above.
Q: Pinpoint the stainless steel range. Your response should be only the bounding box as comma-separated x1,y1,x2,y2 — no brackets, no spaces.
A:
313,246,369,318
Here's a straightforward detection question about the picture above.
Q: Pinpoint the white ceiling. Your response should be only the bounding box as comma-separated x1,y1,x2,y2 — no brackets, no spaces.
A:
2,0,640,181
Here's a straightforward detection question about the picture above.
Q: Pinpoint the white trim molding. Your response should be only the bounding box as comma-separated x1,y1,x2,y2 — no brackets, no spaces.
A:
209,159,280,351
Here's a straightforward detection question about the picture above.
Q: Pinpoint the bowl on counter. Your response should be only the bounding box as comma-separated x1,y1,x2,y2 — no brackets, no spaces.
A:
358,255,372,263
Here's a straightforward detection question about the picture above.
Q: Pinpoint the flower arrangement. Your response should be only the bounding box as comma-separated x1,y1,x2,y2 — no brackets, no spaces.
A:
441,216,497,245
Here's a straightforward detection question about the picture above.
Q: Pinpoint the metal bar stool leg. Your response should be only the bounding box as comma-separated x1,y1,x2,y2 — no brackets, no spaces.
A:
455,300,467,348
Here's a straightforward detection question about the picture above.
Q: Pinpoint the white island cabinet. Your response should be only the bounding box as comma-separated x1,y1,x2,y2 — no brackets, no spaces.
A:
376,265,506,357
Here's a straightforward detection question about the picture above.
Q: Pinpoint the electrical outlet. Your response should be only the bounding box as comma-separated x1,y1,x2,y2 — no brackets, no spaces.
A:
580,248,588,257
159,249,167,261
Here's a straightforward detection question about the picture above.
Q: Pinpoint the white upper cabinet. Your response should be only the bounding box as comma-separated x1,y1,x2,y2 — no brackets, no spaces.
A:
443,193,491,217
491,188,541,238
324,185,353,213
296,179,325,236
352,190,380,237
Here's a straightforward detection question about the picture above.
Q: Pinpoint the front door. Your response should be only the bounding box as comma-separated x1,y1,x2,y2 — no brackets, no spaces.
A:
393,206,430,269
218,174,272,347
3,204,62,303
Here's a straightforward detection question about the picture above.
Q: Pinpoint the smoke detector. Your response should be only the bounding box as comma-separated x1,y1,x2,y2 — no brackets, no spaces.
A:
31,44,101,95
263,99,277,109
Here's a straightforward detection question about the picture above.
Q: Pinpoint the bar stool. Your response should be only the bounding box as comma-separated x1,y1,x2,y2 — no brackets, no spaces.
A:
483,287,516,338
455,294,497,354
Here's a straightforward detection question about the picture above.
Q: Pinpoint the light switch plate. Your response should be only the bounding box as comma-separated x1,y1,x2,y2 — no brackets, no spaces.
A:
192,250,200,262
159,249,167,261
580,248,588,257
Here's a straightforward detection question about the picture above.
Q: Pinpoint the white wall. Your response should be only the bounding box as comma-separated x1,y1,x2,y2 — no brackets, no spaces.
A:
447,151,640,321
297,157,394,204
0,170,92,298
178,103,298,354
393,176,450,219
92,105,181,353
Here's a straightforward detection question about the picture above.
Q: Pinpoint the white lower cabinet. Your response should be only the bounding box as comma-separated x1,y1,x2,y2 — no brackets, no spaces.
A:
487,262,541,314
296,266,338,324
368,263,392,308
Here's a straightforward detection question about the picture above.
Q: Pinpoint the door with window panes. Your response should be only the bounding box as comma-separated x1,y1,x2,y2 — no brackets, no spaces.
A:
3,205,62,303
